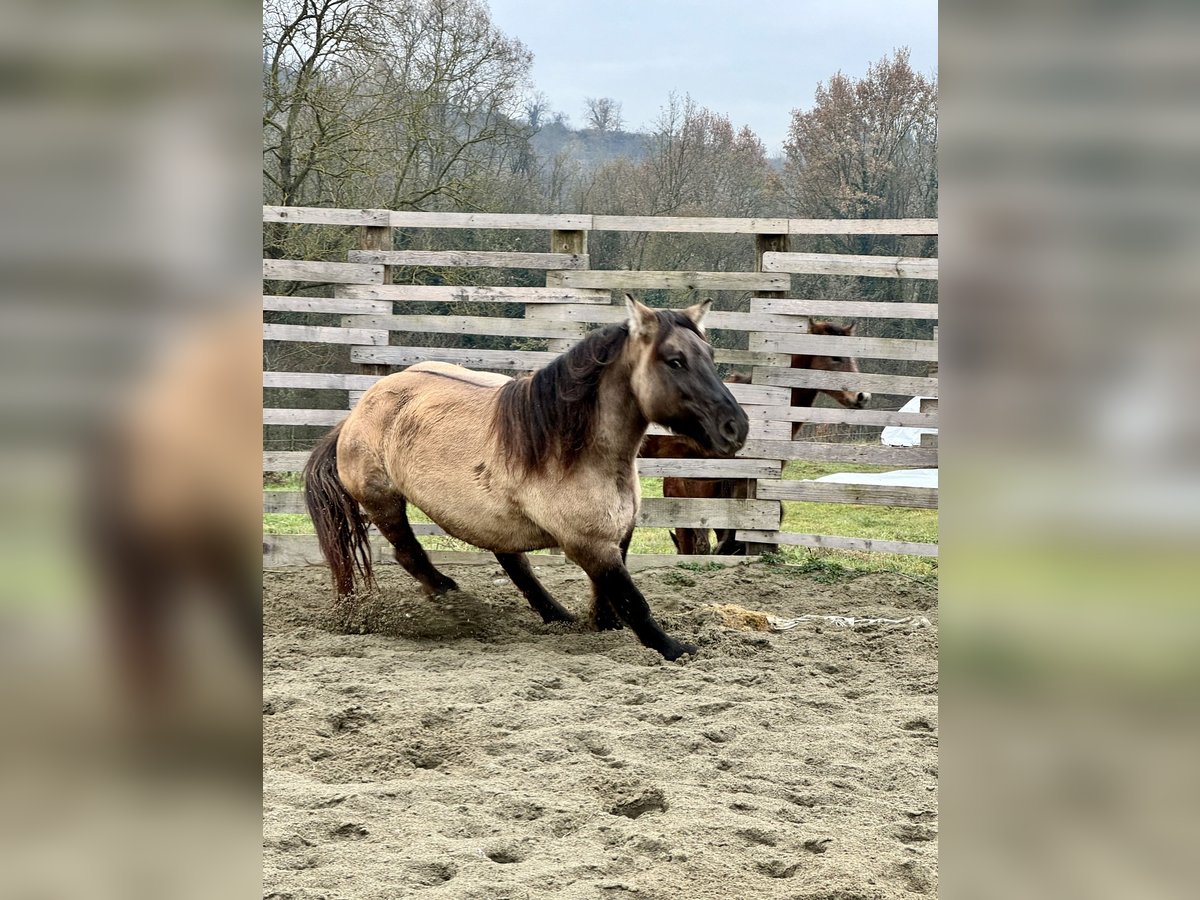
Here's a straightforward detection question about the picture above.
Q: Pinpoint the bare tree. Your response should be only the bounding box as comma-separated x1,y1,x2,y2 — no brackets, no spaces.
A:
584,96,624,133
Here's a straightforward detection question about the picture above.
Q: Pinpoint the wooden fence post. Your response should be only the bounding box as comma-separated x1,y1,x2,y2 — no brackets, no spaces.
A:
358,224,392,381
745,232,792,555
545,229,589,353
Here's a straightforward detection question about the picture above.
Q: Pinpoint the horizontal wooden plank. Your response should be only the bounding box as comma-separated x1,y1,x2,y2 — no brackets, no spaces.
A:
756,480,938,508
736,441,938,466
749,297,938,320
524,303,813,334
787,218,938,236
736,531,938,556
725,383,791,406
713,348,790,368
335,285,611,304
647,419,791,442
350,346,558,370
919,397,938,413
634,458,782,479
342,314,585,340
263,409,344,426
264,451,308,472
762,252,938,280
264,372,379,390
263,295,393,314
263,208,936,236
748,332,938,362
590,215,789,234
554,270,790,292
263,323,387,345
741,406,937,428
753,367,939,398
263,494,778,529
263,206,391,226
348,250,589,270
263,444,936,473
262,533,753,570
263,259,384,284
389,211,592,230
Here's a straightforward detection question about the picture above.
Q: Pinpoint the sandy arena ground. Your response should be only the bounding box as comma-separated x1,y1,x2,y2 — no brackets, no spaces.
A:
264,561,937,899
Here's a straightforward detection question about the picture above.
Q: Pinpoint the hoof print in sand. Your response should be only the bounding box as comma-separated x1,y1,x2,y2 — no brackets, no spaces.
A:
604,782,667,819
756,858,800,879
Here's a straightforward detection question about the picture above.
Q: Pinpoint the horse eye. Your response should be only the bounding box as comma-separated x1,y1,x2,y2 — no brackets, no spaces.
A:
667,357,685,370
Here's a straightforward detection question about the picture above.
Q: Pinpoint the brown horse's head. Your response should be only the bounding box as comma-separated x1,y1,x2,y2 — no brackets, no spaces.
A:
799,321,871,409
625,295,749,456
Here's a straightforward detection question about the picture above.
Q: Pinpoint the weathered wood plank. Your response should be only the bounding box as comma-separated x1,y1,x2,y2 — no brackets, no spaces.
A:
524,303,813,334
263,295,393,315
335,285,611,304
590,215,790,234
735,441,938,467
736,531,939,556
787,219,938,235
554,270,790,291
263,323,388,345
341,314,585,340
647,420,790,441
263,409,344,426
348,250,589,270
761,252,938,280
756,481,938,508
752,367,939,398
263,259,384,284
263,493,779,529
262,533,754,570
263,206,391,226
749,297,939,320
635,459,782,479
264,451,309,472
351,346,559,370
748,332,938,362
388,211,592,230
740,406,937,428
263,372,379,390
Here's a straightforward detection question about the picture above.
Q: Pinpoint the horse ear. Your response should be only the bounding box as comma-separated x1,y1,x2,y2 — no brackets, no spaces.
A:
683,298,712,335
624,293,658,341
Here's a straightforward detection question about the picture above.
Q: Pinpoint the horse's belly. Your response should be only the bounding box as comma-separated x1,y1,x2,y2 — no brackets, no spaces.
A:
405,487,555,553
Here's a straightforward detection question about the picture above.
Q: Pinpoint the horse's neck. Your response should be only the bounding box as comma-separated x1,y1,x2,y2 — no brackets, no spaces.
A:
789,354,820,409
593,361,649,467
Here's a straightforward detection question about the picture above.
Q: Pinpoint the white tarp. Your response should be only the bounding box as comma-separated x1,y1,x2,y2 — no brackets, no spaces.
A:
812,468,939,489
881,395,937,447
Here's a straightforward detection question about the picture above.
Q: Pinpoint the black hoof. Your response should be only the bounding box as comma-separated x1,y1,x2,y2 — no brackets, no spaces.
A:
660,640,698,662
593,614,624,631
542,609,578,625
427,575,459,596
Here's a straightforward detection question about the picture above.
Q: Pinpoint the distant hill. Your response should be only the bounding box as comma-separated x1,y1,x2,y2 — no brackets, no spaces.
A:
530,121,648,169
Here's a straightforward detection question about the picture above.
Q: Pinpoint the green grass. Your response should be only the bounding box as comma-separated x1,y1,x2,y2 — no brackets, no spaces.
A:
264,456,938,579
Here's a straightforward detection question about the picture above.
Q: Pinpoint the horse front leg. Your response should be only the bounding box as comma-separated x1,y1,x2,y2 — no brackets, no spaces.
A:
495,552,576,625
567,545,696,661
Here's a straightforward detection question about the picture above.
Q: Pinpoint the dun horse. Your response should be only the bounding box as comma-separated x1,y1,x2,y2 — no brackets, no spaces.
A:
304,296,749,661
643,320,869,556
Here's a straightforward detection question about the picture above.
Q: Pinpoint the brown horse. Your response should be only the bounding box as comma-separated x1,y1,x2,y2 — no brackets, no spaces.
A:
644,320,869,556
303,295,749,660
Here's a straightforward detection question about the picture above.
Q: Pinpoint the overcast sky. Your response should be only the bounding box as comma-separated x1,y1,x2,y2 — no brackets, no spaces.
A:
486,0,937,155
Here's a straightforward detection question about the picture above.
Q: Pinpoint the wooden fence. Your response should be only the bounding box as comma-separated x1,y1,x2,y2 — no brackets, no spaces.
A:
262,207,938,569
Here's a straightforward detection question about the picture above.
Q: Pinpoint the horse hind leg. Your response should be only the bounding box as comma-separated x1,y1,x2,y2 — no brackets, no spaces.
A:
495,552,576,625
363,495,458,596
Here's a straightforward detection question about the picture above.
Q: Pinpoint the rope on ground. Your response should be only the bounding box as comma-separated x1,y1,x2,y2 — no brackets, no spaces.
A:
767,613,932,631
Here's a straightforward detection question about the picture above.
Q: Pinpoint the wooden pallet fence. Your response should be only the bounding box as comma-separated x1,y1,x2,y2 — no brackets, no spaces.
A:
262,206,939,564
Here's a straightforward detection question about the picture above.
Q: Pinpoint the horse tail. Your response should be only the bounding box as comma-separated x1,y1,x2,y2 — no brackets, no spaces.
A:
303,421,374,597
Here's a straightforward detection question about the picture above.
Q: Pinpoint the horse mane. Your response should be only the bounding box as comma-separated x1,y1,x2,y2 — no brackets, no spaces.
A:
494,310,701,473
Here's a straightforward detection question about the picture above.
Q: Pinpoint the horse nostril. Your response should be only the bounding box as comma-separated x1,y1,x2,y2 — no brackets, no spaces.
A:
719,417,740,441
857,392,871,406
